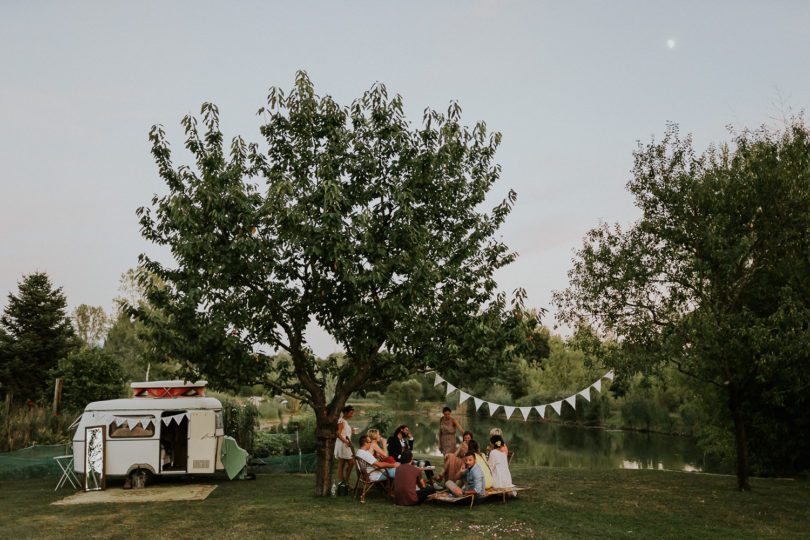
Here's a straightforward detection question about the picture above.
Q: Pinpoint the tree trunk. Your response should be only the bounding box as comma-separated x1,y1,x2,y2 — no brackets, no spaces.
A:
313,409,339,496
730,395,751,491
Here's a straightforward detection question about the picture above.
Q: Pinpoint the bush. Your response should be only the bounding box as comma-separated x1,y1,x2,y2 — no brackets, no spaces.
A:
219,397,260,454
365,410,394,436
50,348,126,411
284,414,316,453
253,430,292,457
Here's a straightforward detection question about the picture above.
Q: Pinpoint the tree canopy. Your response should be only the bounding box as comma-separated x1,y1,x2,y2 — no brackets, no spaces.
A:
555,121,810,490
136,72,541,494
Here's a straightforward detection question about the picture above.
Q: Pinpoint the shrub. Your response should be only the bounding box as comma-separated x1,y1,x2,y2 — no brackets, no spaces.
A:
365,410,394,436
284,414,316,453
253,430,292,457
50,348,126,411
219,397,260,454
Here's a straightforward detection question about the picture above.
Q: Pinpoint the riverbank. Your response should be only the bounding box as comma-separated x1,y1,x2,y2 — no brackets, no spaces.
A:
2,466,807,538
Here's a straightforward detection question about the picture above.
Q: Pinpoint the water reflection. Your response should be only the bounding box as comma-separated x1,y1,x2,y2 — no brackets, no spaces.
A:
366,413,721,474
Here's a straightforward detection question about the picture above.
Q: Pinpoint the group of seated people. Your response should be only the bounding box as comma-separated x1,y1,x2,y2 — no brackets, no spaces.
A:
353,422,514,506
441,429,514,502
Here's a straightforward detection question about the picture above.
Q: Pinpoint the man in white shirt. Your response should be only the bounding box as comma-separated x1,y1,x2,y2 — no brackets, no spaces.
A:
355,434,399,480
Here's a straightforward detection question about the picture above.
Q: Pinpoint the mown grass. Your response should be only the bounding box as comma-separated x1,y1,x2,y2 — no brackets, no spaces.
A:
1,464,808,539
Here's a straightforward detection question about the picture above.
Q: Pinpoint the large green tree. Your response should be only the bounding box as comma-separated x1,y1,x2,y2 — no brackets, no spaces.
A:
0,273,79,402
136,72,540,495
555,122,810,490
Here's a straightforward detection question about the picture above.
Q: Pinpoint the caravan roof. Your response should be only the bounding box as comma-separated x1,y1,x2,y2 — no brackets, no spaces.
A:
84,397,222,411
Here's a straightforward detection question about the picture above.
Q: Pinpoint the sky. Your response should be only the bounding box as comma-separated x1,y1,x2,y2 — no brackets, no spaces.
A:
2,1,809,356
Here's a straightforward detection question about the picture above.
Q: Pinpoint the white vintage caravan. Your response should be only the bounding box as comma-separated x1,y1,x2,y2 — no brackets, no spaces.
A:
73,381,228,482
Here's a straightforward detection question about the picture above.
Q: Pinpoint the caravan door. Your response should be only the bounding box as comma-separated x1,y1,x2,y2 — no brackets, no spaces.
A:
187,410,217,473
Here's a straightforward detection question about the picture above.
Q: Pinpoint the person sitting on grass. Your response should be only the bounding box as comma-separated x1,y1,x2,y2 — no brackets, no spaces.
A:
468,439,493,490
355,434,399,481
439,430,473,483
393,450,436,506
487,434,514,492
444,452,486,502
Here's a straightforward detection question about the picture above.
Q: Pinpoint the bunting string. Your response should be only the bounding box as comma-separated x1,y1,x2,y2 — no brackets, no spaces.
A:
430,370,615,421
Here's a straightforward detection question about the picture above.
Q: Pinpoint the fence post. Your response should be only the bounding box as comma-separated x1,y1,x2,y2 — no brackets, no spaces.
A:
52,378,63,416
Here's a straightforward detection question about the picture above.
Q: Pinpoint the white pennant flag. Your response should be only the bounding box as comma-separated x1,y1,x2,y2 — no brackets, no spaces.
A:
503,406,516,419
162,416,172,426
473,397,485,411
565,395,577,410
446,383,457,396
534,405,547,418
550,401,562,415
592,379,602,393
604,370,615,381
458,391,470,404
579,388,591,402
127,418,140,430
434,374,445,386
487,402,500,416
115,417,127,427
519,406,532,421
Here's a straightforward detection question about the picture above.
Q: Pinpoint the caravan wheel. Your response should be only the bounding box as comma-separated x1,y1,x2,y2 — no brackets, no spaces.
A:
129,468,153,489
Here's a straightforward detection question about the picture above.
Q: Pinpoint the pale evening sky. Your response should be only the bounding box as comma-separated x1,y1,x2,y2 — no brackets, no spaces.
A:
2,1,809,356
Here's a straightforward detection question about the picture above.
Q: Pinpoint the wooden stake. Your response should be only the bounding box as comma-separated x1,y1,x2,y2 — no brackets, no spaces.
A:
52,378,63,416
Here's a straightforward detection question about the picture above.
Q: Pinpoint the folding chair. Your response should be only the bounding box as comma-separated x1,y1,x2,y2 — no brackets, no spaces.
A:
54,453,80,491
353,455,393,503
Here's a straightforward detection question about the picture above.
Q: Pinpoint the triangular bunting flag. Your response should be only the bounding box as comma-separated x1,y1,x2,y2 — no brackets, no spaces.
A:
434,374,445,386
592,379,602,393
487,402,500,416
473,397,485,411
550,401,562,415
579,388,591,402
115,417,127,427
127,418,139,430
503,406,516,419
458,391,470,404
162,417,172,426
534,405,547,418
446,383,457,396
565,395,577,409
519,406,532,420
604,370,614,380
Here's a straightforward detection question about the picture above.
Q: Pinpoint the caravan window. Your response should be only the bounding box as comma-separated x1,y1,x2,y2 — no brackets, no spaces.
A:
109,416,156,438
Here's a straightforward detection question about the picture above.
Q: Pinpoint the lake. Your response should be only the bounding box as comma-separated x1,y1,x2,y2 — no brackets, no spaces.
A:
372,412,723,474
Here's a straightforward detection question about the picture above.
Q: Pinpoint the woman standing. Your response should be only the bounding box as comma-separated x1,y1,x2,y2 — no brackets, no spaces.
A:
438,406,464,455
334,405,355,486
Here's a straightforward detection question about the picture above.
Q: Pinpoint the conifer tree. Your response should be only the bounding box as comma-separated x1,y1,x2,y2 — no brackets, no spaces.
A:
0,272,79,402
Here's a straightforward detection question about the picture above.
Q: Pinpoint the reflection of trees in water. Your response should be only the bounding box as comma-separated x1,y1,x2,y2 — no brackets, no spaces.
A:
372,412,718,472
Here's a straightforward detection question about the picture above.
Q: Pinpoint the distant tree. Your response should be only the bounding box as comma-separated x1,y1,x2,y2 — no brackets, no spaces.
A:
0,273,79,402
555,121,810,490
72,304,110,347
51,348,125,411
104,269,175,383
135,72,542,495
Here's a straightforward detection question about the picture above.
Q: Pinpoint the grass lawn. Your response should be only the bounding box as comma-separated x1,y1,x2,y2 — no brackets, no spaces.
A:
1,464,808,539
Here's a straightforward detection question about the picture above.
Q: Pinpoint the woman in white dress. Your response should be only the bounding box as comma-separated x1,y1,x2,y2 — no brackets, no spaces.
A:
334,405,355,486
487,434,514,491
